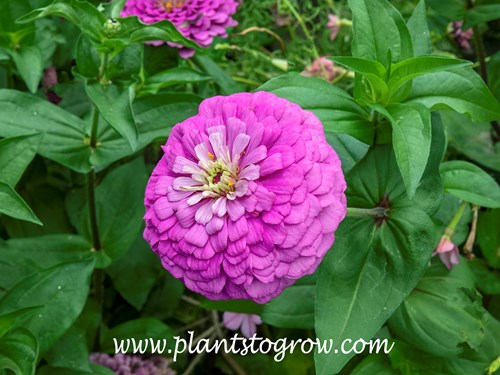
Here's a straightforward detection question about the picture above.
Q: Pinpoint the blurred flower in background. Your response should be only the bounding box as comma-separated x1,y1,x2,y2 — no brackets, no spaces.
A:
327,14,341,41
450,21,474,51
90,353,175,375
121,0,239,58
42,66,62,105
223,312,262,338
301,56,342,82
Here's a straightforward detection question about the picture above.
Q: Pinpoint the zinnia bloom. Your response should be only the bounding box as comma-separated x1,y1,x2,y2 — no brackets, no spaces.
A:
144,92,347,303
223,312,262,338
121,0,239,58
90,353,175,375
433,235,460,270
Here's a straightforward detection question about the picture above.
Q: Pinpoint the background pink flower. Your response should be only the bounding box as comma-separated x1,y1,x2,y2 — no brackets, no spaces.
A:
433,235,459,270
144,92,347,303
302,57,341,82
223,312,262,338
121,0,239,58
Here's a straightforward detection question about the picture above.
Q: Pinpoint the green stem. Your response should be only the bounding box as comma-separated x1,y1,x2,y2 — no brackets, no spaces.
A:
445,201,467,237
99,52,110,85
347,207,388,218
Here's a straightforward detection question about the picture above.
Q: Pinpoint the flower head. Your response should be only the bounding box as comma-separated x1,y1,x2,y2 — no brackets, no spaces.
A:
327,14,341,42
121,0,239,58
433,235,460,270
144,92,347,303
302,57,341,82
90,353,175,375
223,312,262,338
450,21,473,51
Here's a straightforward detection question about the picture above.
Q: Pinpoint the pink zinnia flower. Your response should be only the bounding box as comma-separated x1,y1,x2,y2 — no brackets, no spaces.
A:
144,92,347,303
327,14,341,42
223,312,262,338
121,0,239,58
433,235,460,270
302,57,341,82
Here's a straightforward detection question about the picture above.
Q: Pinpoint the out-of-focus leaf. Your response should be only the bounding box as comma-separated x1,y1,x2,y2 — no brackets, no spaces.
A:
0,134,41,187
9,46,43,94
407,0,432,56
0,328,38,375
0,182,42,225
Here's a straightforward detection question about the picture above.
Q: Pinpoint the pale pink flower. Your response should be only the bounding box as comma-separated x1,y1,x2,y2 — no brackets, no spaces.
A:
223,312,262,338
433,235,459,270
327,14,341,42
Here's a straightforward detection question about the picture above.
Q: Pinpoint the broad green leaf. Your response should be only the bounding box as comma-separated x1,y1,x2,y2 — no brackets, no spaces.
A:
442,110,500,172
349,0,413,66
200,299,263,315
386,102,432,199
0,134,41,187
440,161,500,208
477,209,500,268
91,93,201,167
407,0,432,56
388,56,471,97
258,74,373,144
464,4,500,28
262,275,315,329
0,90,91,173
388,261,486,357
315,146,435,375
0,259,95,356
17,0,105,44
0,1,33,36
0,182,42,225
9,46,43,94
469,259,500,295
100,318,176,353
351,355,395,375
0,235,94,299
0,307,43,338
405,68,500,123
330,56,389,102
106,237,160,310
82,159,148,260
325,133,369,173
0,328,38,375
85,81,138,150
141,67,211,96
142,274,184,320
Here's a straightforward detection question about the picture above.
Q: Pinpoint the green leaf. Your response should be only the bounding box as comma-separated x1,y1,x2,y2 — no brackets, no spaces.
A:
0,1,33,37
426,0,467,20
106,237,160,310
464,4,500,28
440,161,500,208
85,81,138,150
0,90,91,173
200,299,263,315
477,209,500,268
0,307,43,338
262,275,315,329
0,259,95,356
314,146,434,375
351,354,395,375
0,134,41,187
258,74,373,144
0,235,94,297
82,159,148,260
407,0,432,56
389,261,486,357
325,133,369,173
0,182,42,225
195,55,244,95
17,0,106,44
405,68,500,123
386,102,432,199
388,56,471,97
469,259,500,295
442,110,500,172
91,93,201,167
0,328,38,375
100,318,176,353
141,67,211,96
349,0,413,66
9,46,43,94
330,56,389,102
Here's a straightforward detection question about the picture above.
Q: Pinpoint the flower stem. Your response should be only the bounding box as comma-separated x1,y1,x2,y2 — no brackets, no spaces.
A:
445,201,468,237
347,207,388,218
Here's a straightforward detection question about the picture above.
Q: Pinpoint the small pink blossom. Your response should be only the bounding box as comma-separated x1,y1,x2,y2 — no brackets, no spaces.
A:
433,235,459,270
301,57,341,82
450,21,473,51
223,312,262,338
327,14,341,41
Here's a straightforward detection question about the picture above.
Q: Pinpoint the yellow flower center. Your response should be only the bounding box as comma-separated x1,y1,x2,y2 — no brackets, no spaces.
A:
163,0,185,11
